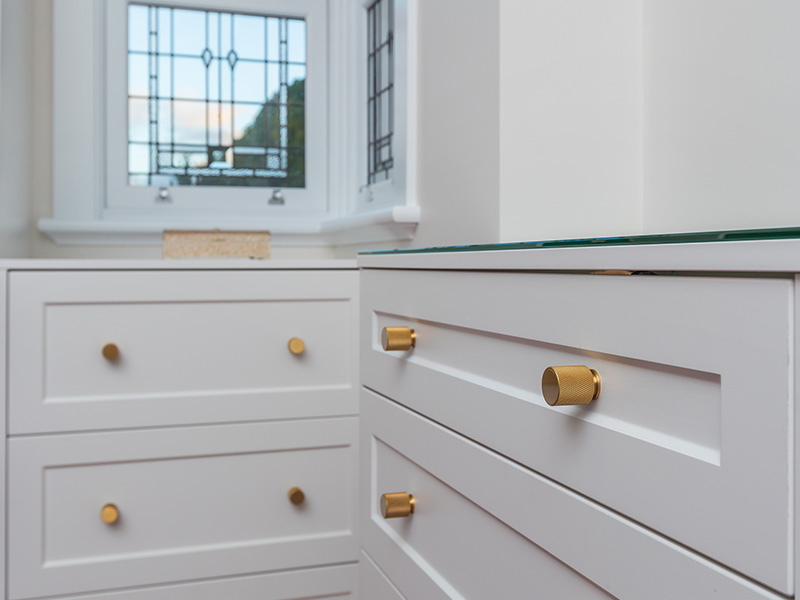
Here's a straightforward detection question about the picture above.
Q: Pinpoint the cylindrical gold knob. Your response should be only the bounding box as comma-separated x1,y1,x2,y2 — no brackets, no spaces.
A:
100,503,120,524
102,343,119,361
380,492,415,519
381,327,416,351
541,365,601,406
288,338,305,355
288,487,305,505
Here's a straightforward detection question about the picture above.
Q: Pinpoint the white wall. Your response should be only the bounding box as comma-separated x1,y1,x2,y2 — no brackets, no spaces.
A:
0,0,32,258
499,0,643,242
643,0,800,233
499,0,800,242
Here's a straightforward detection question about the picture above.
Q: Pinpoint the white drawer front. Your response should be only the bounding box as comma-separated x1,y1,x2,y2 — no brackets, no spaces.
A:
45,565,357,600
361,390,784,600
9,270,358,433
361,269,793,593
8,419,358,599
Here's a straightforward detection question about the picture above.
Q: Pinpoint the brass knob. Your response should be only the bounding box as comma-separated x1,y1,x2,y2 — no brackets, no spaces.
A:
381,327,416,351
100,503,120,524
380,492,415,519
541,365,601,406
102,343,119,361
288,487,305,505
288,338,305,355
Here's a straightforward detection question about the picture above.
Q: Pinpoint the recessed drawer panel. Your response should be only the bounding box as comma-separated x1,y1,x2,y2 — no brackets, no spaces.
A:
8,419,358,600
9,270,358,433
361,390,784,600
45,565,357,600
361,269,793,593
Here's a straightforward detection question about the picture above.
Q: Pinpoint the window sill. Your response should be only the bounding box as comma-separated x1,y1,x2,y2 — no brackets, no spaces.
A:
37,206,420,247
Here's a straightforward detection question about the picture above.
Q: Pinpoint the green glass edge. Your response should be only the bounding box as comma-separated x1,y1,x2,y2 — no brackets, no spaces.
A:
359,226,800,255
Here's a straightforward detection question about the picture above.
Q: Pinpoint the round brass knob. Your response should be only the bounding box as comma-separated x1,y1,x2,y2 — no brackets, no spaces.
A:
381,327,416,352
100,503,120,524
380,492,415,519
288,487,305,505
288,338,305,355
541,365,601,406
102,343,119,361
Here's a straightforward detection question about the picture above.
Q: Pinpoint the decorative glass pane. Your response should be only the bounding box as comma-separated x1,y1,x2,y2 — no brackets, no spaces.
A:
127,3,306,188
367,0,393,185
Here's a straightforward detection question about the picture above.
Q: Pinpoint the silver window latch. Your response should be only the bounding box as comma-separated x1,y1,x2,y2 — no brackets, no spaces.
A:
269,188,285,205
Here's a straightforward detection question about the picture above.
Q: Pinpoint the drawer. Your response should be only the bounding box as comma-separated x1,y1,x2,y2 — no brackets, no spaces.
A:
9,270,358,433
361,389,784,600
361,269,793,593
45,565,357,599
8,418,358,599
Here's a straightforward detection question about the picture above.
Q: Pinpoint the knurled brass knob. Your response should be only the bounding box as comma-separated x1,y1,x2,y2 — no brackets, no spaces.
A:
100,503,120,524
288,338,305,355
381,327,416,351
288,487,305,505
380,492,415,519
102,343,119,361
542,365,601,406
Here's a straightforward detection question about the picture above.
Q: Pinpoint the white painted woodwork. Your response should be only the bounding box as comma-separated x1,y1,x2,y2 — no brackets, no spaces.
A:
43,565,357,599
360,550,405,599
360,390,784,600
9,269,358,433
8,418,358,599
361,268,794,593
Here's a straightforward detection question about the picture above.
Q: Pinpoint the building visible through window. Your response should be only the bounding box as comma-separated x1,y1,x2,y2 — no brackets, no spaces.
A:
127,4,306,189
367,0,393,185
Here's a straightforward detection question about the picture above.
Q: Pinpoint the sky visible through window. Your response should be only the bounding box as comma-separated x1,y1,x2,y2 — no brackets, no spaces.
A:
127,4,306,188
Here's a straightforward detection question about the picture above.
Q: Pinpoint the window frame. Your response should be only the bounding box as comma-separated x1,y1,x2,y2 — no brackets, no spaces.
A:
105,0,328,217
42,0,419,246
352,0,416,215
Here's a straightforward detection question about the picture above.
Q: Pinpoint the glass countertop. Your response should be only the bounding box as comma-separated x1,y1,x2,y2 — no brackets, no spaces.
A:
359,227,800,255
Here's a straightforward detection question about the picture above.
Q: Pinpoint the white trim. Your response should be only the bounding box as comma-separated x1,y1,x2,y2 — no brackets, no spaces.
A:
38,206,419,246
105,0,328,214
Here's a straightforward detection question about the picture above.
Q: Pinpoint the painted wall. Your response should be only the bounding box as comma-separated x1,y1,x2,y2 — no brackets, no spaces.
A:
642,0,800,233
0,0,32,258
499,0,643,242
499,0,800,242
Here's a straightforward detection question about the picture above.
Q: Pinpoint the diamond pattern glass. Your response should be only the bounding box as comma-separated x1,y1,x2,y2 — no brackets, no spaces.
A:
127,3,307,189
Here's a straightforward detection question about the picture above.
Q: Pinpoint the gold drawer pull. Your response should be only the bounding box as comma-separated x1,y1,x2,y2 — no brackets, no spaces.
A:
288,487,305,505
380,492,415,519
542,365,601,406
100,503,120,524
288,338,305,355
102,343,120,361
381,327,416,351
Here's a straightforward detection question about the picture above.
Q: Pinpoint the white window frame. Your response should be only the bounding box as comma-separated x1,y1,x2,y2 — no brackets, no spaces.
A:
353,0,416,214
105,0,328,217
40,0,419,246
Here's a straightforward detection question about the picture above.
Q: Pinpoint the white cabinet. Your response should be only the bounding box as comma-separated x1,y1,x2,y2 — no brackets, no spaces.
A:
358,241,800,599
0,260,359,600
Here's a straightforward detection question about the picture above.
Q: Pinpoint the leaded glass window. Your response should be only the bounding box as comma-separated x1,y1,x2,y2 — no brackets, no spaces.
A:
127,4,306,188
367,0,393,185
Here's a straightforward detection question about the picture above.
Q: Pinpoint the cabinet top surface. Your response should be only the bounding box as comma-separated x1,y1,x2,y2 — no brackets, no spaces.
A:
358,227,800,273
0,258,357,271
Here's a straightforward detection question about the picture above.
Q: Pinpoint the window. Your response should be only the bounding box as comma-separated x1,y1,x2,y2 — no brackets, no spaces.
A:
367,0,393,186
126,4,308,190
105,0,327,216
43,0,419,245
